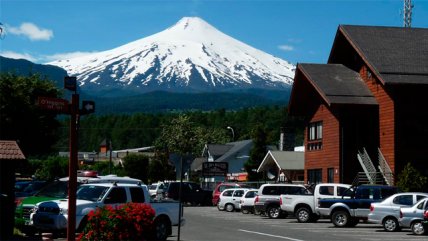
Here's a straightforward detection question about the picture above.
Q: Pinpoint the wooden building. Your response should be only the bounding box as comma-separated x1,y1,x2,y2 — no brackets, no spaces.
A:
289,25,428,185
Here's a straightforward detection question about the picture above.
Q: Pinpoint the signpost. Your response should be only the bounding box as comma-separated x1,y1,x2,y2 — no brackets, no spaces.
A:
36,76,95,241
37,97,70,113
202,162,228,177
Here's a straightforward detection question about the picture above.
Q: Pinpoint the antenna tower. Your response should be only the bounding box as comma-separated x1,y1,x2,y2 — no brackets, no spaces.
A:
403,0,413,27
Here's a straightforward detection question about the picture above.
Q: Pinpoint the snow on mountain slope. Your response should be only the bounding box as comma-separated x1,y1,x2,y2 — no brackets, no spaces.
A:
49,17,295,93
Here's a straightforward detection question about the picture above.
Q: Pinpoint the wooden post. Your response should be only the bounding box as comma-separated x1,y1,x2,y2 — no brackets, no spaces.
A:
67,93,79,241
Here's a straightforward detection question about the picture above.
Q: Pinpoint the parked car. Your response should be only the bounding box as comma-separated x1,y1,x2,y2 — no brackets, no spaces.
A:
280,183,351,223
318,185,399,227
421,210,428,235
149,181,166,198
217,188,250,212
368,192,428,231
254,183,309,219
399,197,428,235
164,181,212,206
240,189,258,214
15,180,49,205
31,182,183,240
15,174,142,236
212,182,250,206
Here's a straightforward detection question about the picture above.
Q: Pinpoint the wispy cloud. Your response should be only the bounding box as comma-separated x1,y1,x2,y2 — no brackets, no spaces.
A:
43,51,96,63
278,45,294,51
0,51,37,62
7,22,53,41
1,50,96,64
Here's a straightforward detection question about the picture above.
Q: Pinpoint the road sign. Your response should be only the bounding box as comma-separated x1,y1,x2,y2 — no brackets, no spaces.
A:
80,100,95,115
64,76,77,91
37,97,70,113
202,162,228,177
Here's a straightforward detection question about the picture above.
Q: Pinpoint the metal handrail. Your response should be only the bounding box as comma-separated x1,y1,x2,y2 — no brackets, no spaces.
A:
378,148,394,185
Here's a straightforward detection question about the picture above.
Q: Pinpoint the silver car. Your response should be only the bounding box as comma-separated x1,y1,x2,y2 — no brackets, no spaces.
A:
368,192,428,231
399,197,428,235
217,188,250,212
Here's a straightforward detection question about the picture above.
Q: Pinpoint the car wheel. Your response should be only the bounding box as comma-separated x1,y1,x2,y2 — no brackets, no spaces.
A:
267,206,281,219
241,208,249,214
411,221,425,235
331,210,350,227
225,203,235,212
383,217,399,232
296,207,311,223
154,216,171,241
217,204,224,211
76,216,88,233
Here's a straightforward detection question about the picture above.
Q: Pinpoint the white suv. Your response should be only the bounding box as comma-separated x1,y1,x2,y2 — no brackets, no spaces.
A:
240,189,258,214
254,183,309,218
217,188,250,212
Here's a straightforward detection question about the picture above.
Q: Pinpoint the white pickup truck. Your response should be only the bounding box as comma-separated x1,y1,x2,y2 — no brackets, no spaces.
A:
30,182,183,240
280,183,351,223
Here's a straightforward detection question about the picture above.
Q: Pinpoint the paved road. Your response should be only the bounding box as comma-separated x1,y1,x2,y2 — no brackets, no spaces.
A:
168,206,427,241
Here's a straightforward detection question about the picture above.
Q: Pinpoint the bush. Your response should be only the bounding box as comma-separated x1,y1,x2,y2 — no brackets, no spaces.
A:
396,162,428,192
78,203,155,241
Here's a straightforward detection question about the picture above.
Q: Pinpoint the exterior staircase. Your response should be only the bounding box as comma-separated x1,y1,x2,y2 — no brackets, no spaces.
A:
354,147,394,186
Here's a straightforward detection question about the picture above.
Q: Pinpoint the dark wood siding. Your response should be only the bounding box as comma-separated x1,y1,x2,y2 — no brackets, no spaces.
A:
360,66,396,173
305,104,341,183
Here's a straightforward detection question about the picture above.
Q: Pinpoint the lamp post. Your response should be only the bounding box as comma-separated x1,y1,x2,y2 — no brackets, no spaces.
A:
227,126,235,141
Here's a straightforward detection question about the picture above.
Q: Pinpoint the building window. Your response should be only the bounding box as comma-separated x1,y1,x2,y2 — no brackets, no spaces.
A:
307,169,322,184
307,121,323,151
327,168,334,183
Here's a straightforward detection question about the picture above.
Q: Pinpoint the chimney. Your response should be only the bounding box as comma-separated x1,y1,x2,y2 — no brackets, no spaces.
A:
280,127,295,151
279,127,285,151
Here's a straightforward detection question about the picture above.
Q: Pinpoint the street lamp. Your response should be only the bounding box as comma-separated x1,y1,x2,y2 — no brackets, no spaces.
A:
227,126,235,141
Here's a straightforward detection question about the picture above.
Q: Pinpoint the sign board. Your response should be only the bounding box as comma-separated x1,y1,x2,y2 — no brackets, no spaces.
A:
202,162,228,177
37,97,69,113
80,100,95,115
64,76,77,91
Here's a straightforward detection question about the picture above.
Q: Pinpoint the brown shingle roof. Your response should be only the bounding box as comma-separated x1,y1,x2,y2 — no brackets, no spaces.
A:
298,63,378,105
0,140,26,160
337,25,428,85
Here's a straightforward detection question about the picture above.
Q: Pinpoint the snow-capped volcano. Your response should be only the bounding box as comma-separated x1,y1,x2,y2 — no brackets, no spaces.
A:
49,17,295,94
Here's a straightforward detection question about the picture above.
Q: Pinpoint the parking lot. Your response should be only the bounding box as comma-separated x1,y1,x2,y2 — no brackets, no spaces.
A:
171,206,428,241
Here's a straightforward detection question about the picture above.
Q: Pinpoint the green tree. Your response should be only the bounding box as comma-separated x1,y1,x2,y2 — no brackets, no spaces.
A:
0,73,62,157
396,162,428,192
148,151,175,183
122,154,149,183
245,125,268,181
32,156,69,180
155,115,203,180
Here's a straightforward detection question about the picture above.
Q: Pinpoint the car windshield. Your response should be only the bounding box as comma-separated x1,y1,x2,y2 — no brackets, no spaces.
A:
35,181,69,198
149,185,157,190
77,185,109,202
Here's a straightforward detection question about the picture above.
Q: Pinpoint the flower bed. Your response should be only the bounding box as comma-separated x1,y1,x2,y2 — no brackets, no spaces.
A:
78,203,155,241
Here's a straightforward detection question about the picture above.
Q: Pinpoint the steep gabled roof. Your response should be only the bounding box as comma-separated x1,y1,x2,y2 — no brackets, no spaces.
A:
0,140,26,160
257,150,304,172
332,25,428,85
298,63,377,106
288,63,378,115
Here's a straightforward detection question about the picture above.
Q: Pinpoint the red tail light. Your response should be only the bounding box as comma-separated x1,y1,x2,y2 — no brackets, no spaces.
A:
370,204,374,212
254,195,259,204
424,210,428,219
280,197,283,205
400,210,403,218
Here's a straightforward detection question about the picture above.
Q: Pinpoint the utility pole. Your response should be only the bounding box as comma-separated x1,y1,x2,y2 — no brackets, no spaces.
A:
404,0,413,27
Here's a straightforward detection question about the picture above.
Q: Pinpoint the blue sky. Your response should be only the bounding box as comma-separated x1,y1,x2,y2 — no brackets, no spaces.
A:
2,0,428,65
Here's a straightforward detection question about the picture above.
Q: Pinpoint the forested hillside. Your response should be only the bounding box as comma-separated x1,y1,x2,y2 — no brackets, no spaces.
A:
54,106,304,152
